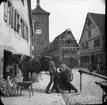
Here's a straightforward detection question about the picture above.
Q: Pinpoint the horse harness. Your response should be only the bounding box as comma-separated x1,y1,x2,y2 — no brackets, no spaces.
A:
32,56,42,69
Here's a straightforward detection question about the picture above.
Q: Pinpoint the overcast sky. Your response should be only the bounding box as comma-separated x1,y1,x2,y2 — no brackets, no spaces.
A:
31,0,105,43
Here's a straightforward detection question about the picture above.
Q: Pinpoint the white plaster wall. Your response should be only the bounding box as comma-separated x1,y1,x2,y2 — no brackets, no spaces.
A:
0,1,31,56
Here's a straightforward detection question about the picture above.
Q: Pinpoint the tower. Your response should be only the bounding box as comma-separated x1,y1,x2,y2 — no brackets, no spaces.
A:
32,0,50,56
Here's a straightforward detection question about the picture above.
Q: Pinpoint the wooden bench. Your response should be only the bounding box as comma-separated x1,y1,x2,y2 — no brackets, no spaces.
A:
16,81,34,97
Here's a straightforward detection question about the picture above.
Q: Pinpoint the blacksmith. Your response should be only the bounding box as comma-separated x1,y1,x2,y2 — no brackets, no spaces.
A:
45,57,60,94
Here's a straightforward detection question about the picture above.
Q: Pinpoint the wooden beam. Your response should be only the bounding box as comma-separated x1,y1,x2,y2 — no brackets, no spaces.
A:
78,69,107,80
78,69,107,92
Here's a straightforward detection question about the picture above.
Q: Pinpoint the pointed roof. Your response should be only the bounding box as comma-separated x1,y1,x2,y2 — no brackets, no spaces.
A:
79,12,105,43
54,28,77,42
89,12,105,35
32,0,50,15
50,29,79,49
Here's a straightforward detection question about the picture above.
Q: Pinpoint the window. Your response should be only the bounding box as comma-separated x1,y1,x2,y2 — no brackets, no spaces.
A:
21,19,28,40
81,56,90,63
88,30,91,38
82,42,88,49
21,19,24,38
4,2,8,21
16,13,20,33
87,18,91,27
67,30,70,34
26,26,28,41
36,29,42,35
94,39,100,47
21,0,24,5
8,1,12,26
65,38,72,44
24,24,28,40
3,0,28,41
11,7,15,28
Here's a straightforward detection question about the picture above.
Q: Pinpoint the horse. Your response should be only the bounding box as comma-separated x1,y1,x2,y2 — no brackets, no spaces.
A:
8,54,76,93
9,54,51,81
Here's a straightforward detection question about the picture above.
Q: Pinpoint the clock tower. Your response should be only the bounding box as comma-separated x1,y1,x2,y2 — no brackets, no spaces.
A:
32,0,50,56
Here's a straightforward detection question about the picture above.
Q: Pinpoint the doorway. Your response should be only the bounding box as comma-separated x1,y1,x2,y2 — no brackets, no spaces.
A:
90,54,95,63
3,50,12,79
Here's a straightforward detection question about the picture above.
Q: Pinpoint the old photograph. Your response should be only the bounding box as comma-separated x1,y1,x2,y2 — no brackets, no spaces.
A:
0,0,106,105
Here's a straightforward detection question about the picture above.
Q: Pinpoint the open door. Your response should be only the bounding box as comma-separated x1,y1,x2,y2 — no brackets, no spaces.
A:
3,50,12,79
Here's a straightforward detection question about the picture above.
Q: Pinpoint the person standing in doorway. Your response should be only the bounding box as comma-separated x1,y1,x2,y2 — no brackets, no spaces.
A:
5,64,13,79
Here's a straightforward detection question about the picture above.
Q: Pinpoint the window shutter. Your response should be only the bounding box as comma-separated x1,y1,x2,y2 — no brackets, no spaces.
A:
8,1,12,25
14,9,16,30
23,23,25,38
11,7,14,28
4,2,8,21
21,19,24,37
26,26,28,41
16,13,19,33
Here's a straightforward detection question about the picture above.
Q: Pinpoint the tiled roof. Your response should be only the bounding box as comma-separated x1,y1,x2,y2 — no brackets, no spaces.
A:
79,12,105,43
54,29,78,44
89,12,105,35
32,5,50,15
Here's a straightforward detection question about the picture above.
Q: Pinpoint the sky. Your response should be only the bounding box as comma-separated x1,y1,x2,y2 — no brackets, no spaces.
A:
31,0,105,43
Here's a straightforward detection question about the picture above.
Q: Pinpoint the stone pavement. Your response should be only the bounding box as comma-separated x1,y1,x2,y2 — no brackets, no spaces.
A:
62,68,107,105
1,74,66,105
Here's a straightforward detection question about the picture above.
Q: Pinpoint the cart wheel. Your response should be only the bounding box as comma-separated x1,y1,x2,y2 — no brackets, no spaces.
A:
0,85,10,96
102,94,107,104
0,78,11,96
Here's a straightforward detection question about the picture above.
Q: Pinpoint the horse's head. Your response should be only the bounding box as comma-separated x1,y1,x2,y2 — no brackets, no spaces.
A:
10,54,22,65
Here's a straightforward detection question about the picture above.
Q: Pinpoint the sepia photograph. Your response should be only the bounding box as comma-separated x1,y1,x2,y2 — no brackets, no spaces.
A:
0,0,106,105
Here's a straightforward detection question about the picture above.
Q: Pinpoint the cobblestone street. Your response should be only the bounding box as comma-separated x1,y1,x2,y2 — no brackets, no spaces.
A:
1,68,106,105
1,74,66,105
62,68,106,105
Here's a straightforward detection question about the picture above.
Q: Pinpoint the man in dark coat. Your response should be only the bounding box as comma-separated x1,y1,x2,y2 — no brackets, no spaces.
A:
51,61,78,93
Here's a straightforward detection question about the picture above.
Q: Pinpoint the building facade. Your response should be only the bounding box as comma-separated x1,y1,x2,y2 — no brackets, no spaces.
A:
32,0,50,56
79,12,105,66
0,0,33,78
47,29,79,68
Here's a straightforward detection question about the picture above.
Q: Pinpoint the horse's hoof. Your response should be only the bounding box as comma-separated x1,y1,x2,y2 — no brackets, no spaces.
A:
45,91,51,94
74,89,78,93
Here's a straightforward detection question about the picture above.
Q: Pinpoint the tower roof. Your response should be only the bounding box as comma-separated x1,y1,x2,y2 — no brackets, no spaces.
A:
32,0,50,15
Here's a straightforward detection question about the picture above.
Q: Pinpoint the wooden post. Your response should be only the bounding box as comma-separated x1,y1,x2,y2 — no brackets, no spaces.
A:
78,69,107,92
